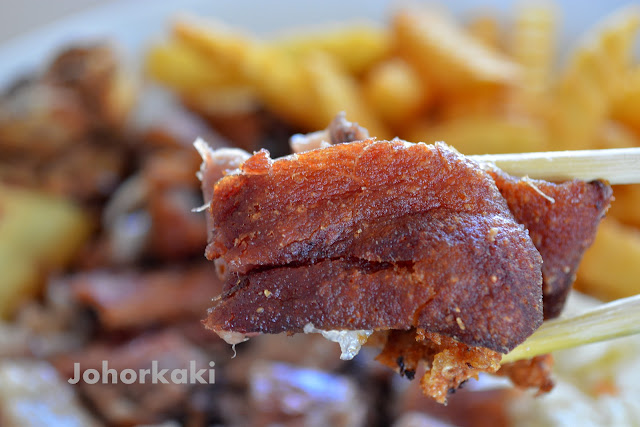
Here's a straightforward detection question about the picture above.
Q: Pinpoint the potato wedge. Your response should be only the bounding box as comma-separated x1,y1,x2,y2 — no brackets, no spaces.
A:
0,185,90,318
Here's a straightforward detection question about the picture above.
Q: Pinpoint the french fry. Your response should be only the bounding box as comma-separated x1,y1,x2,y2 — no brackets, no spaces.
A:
172,18,254,74
612,67,640,135
362,58,430,128
146,41,241,92
548,8,640,149
393,8,522,94
303,52,390,138
507,3,556,120
596,121,639,149
575,218,640,301
405,115,548,155
173,18,317,129
511,4,556,95
181,85,259,115
466,14,501,49
0,185,91,318
274,24,391,75
608,185,640,228
436,86,510,121
244,45,320,130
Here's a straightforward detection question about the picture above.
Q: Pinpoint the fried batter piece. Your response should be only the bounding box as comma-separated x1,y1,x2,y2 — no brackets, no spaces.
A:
376,328,554,404
376,329,501,404
202,139,543,353
496,353,555,394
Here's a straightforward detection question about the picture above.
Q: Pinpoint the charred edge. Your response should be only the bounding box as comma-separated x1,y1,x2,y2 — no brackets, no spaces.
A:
396,356,416,380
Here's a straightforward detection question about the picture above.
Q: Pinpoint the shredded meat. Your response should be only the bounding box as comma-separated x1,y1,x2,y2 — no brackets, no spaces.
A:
288,111,369,153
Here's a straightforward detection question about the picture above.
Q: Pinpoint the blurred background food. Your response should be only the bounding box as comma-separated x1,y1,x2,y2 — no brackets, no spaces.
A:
1,1,640,426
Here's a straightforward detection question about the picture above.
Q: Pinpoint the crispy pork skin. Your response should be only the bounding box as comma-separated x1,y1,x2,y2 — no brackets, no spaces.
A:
202,140,543,353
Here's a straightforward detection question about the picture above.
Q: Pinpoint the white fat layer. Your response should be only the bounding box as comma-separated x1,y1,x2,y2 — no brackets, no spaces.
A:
303,323,373,360
216,330,249,359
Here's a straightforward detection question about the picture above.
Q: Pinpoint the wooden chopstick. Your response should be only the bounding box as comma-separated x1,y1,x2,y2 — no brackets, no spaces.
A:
501,293,640,364
470,147,640,185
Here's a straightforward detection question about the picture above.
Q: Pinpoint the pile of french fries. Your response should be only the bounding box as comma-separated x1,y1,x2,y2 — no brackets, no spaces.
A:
146,5,640,302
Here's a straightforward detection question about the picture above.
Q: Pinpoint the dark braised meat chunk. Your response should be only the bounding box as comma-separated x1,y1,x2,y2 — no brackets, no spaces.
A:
202,139,544,354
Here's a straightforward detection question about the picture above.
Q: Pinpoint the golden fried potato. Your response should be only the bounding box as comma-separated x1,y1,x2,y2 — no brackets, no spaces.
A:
393,8,521,94
172,18,254,73
362,58,430,128
607,185,640,228
466,14,501,49
596,121,639,149
612,67,640,135
575,218,640,301
0,185,91,318
146,41,241,91
405,115,548,155
181,85,260,116
511,4,556,95
548,8,640,149
173,18,326,129
303,52,390,138
275,24,391,75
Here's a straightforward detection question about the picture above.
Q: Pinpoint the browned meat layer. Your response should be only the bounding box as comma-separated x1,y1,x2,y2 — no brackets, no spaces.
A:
490,170,613,319
288,120,613,319
203,140,543,353
376,329,502,404
489,170,612,318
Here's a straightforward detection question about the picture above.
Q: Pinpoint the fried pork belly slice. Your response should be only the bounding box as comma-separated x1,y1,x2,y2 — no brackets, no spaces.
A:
202,139,543,354
488,170,612,319
290,119,613,320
